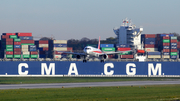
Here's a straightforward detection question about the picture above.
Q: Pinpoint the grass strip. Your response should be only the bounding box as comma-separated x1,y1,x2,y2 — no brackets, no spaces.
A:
0,85,180,101
0,77,180,84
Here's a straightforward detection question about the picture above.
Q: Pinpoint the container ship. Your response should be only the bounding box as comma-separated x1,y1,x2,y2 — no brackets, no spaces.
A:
1,18,180,77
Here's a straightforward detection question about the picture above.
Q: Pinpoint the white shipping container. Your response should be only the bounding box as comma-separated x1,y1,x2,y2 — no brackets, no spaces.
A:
53,40,67,44
22,45,28,49
54,55,62,58
144,48,158,52
162,55,170,59
21,48,29,52
53,47,67,51
148,55,161,59
39,44,49,47
22,52,30,55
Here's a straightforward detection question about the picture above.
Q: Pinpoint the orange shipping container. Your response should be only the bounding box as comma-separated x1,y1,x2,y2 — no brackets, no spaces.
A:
120,55,134,59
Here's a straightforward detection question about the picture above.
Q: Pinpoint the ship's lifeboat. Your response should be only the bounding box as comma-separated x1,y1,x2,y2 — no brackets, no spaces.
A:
137,50,145,53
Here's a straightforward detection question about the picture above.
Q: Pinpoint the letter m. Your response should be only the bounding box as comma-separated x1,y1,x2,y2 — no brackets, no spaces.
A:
148,63,161,76
41,63,55,75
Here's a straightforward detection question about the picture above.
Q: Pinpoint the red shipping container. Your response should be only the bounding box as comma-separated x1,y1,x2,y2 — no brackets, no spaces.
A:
117,48,131,51
144,44,156,48
14,48,21,51
17,32,32,36
55,51,63,55
5,38,13,42
177,42,180,45
14,42,21,45
163,36,169,39
31,51,38,55
120,55,134,59
171,49,177,52
5,33,16,35
14,51,21,55
1,35,9,39
21,40,34,43
6,41,13,45
171,40,177,43
67,47,73,51
6,51,13,55
163,43,170,46
145,34,156,38
39,40,48,44
163,49,170,52
39,51,45,54
177,45,180,49
43,47,49,51
108,55,114,59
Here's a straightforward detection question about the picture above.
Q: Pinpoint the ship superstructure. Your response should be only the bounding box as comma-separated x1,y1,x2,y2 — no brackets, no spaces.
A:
113,18,143,49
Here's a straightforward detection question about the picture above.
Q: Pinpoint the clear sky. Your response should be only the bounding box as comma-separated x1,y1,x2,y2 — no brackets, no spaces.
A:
0,0,179,40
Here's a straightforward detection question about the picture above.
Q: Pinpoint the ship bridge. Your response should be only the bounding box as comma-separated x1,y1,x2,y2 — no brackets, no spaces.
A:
113,18,143,49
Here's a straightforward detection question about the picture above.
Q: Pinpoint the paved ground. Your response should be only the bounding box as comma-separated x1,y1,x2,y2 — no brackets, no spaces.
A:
1,80,180,89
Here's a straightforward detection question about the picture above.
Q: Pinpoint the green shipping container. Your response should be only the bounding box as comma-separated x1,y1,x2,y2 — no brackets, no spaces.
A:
14,38,21,42
6,45,13,48
171,36,177,40
10,35,17,39
14,55,21,58
31,55,38,58
101,48,115,52
163,39,170,43
6,55,13,58
23,54,30,58
170,52,177,56
6,48,13,51
119,51,132,55
21,43,34,45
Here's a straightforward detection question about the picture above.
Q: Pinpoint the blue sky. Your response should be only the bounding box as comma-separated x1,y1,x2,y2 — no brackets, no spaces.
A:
0,0,179,40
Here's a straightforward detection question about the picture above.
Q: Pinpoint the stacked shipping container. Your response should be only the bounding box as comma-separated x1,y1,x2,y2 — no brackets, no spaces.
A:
17,33,36,58
170,36,178,59
100,44,115,59
53,40,72,59
115,44,133,59
141,34,158,52
156,34,178,59
2,33,15,58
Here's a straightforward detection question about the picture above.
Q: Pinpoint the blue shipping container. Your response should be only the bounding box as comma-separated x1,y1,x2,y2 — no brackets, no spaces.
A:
100,44,114,48
39,54,46,58
148,52,161,55
115,44,129,48
160,34,174,37
53,44,67,47
29,45,36,48
163,46,170,49
171,43,177,46
144,41,155,44
145,38,156,42
29,48,37,51
171,46,177,49
19,36,33,40
170,55,177,59
163,52,170,55
38,48,43,51
29,45,37,51
14,45,21,48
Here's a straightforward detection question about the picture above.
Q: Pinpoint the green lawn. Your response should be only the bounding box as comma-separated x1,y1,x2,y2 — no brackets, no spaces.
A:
0,85,180,101
0,77,180,84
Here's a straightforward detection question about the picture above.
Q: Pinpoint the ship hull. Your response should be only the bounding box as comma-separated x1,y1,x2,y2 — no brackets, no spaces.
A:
0,61,180,77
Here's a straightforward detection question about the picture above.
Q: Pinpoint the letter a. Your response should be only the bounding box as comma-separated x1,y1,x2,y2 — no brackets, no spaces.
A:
68,63,78,75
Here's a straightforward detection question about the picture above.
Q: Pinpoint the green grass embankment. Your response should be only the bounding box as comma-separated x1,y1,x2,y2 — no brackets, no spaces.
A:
0,77,180,84
0,85,180,101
